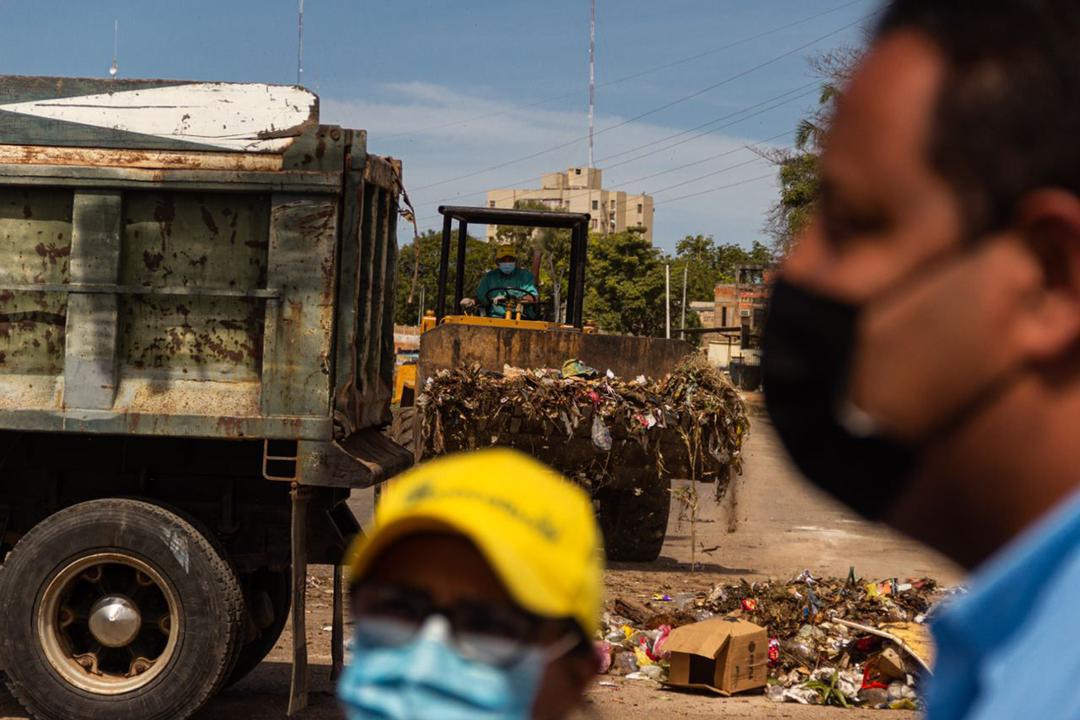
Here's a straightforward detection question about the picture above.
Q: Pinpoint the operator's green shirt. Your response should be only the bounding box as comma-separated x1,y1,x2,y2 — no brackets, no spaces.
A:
476,267,539,319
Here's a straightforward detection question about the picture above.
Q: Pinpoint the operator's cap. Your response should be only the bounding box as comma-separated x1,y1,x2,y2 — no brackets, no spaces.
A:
495,243,516,259
344,449,603,637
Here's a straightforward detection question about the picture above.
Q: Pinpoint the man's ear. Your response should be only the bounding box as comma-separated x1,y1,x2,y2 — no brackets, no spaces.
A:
1013,189,1080,361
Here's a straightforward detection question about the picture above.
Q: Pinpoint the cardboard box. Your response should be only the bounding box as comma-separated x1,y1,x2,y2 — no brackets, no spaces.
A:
876,647,907,680
663,616,769,695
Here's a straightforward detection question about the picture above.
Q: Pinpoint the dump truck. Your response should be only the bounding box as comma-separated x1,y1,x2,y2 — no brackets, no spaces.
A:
396,206,705,561
0,76,410,719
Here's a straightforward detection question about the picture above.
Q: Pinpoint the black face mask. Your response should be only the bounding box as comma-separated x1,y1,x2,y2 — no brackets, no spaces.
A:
762,278,915,519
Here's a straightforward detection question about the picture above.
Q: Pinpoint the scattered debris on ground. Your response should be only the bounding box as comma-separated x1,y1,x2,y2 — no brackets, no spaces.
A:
598,572,962,711
417,354,749,499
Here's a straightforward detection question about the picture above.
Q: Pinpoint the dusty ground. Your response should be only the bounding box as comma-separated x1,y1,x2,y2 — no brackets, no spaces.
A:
0,421,963,719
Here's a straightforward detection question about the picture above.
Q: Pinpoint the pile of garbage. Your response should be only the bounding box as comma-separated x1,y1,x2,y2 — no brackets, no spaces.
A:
598,572,957,710
417,355,749,497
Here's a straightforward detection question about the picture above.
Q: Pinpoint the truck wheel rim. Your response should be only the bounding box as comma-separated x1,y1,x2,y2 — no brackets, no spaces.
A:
37,553,180,695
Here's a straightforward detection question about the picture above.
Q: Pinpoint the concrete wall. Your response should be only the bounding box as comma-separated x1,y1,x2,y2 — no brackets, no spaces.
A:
707,339,741,368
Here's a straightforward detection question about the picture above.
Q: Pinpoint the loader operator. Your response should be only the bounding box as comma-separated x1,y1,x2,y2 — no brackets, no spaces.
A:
336,449,602,720
474,244,539,320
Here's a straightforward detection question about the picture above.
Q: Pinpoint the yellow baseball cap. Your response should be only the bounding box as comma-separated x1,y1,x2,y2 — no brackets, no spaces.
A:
495,244,516,259
344,449,603,637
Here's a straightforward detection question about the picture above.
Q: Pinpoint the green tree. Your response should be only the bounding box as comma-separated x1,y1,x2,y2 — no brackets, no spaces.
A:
494,200,572,322
578,231,775,338
584,229,669,336
394,229,492,325
671,235,720,303
656,236,774,341
669,235,774,301
395,221,768,339
768,147,821,252
742,240,775,267
766,49,860,253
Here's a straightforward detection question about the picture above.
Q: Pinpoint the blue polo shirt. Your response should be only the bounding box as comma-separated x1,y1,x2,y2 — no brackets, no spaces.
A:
928,486,1080,719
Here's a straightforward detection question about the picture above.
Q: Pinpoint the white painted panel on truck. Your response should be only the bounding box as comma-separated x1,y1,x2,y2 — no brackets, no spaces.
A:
0,83,317,152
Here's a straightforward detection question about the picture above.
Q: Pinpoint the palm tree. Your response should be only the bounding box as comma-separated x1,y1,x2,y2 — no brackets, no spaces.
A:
795,83,840,151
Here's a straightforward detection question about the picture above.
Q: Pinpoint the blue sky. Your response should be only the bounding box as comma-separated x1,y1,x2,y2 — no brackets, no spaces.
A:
0,0,876,252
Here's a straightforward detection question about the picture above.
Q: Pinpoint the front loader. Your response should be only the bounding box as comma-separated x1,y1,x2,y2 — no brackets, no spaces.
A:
396,206,697,561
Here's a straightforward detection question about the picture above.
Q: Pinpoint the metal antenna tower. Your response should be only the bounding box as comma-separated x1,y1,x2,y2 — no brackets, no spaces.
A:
109,20,119,77
588,0,596,167
297,0,305,86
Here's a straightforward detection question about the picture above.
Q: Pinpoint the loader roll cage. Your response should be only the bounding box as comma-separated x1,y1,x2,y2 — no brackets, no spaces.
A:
436,205,591,328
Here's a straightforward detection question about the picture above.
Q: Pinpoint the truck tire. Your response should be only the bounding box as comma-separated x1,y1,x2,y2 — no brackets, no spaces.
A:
596,476,672,562
0,498,246,720
391,405,417,455
225,568,290,687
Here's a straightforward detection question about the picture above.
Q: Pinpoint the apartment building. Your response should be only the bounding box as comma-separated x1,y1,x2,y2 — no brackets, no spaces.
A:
486,167,654,243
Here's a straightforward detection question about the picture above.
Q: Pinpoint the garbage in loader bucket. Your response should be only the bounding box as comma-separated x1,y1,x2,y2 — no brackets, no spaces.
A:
663,617,769,695
416,354,750,560
417,354,749,497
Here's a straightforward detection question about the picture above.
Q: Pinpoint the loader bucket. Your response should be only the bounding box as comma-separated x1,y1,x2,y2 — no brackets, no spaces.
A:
413,323,701,562
417,323,694,382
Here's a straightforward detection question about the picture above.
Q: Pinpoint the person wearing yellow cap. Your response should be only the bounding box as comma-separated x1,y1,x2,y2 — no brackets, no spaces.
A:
337,449,603,720
474,244,539,319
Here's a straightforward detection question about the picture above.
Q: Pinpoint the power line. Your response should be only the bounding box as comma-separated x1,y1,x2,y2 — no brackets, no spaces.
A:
494,146,777,213
549,129,792,209
380,0,867,141
413,143,781,227
592,0,865,97
416,81,817,211
421,82,812,209
413,167,782,229
596,85,818,172
611,129,794,187
409,12,871,193
654,172,777,206
492,132,786,214
649,156,770,195
413,82,816,216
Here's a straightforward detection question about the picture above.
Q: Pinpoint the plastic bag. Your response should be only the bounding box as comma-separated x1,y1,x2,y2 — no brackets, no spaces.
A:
561,358,598,379
591,414,613,451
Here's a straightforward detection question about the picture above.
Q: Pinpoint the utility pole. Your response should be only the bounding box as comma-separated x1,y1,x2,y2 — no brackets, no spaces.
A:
417,286,425,326
665,263,671,340
297,0,305,86
588,0,596,168
680,264,688,341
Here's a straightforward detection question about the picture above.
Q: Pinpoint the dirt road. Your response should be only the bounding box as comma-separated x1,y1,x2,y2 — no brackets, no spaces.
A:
0,422,962,719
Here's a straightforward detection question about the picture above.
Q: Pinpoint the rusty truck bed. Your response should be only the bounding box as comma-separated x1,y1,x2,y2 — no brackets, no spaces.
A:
0,75,409,486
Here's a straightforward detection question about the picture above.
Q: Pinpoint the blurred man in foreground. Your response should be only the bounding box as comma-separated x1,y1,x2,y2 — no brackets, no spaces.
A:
336,449,601,720
763,1,1080,717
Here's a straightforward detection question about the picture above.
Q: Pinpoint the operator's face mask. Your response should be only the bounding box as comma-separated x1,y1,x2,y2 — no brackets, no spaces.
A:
762,238,1023,519
498,261,516,275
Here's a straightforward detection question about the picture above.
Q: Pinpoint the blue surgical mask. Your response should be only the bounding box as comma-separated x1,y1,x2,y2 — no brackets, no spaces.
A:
497,261,516,275
337,615,547,720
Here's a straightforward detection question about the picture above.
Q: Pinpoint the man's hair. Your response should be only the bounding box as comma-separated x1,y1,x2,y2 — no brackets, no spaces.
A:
876,0,1080,235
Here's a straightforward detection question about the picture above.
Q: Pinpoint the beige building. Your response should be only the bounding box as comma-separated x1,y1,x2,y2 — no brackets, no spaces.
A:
486,167,654,243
